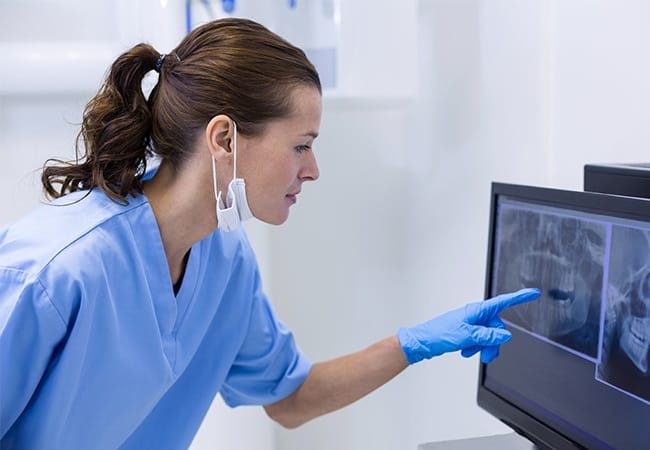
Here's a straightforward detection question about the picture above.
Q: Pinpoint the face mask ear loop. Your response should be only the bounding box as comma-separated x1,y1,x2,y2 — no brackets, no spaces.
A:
232,120,238,180
211,155,220,203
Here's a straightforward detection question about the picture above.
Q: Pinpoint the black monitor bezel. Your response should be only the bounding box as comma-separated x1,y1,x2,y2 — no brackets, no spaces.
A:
477,182,650,450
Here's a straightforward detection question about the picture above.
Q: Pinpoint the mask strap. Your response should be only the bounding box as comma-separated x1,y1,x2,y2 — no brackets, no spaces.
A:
211,155,219,201
232,120,238,180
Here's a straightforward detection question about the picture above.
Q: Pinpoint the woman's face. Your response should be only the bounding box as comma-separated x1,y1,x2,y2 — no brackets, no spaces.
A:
237,85,322,225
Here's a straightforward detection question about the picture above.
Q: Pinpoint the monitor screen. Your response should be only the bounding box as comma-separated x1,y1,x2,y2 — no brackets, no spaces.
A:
477,182,650,450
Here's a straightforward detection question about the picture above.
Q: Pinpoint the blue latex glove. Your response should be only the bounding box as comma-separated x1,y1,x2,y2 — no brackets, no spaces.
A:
397,288,540,364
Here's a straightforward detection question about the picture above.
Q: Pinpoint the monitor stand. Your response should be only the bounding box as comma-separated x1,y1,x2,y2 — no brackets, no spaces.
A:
418,432,540,450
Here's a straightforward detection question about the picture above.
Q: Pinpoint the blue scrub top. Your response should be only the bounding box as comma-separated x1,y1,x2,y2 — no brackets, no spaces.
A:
0,189,312,450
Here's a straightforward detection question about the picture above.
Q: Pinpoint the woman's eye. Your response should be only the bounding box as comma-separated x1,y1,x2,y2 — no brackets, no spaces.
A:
294,145,311,153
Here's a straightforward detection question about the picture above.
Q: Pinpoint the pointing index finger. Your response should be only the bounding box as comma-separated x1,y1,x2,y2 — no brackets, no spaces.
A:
484,288,541,314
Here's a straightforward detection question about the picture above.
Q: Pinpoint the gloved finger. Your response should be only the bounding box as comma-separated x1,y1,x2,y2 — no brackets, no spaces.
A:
461,346,481,358
469,288,540,322
486,288,540,310
464,318,507,358
469,325,512,347
488,315,506,330
480,345,500,363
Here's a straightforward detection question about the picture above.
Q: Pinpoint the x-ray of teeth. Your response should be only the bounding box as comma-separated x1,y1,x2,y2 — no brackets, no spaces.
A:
494,206,605,358
598,226,650,403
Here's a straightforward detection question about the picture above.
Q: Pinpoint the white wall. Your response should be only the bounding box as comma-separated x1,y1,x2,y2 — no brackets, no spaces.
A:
548,0,650,189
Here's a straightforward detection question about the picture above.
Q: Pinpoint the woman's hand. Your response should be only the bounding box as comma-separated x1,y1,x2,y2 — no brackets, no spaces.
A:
397,288,541,364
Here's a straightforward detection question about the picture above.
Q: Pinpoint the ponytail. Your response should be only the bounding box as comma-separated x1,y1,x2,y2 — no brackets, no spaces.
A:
42,43,160,203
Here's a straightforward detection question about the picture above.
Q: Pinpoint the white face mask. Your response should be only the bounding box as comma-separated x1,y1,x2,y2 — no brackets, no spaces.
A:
211,121,254,231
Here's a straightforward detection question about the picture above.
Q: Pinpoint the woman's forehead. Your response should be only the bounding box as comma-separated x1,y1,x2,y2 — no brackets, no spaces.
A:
264,88,322,136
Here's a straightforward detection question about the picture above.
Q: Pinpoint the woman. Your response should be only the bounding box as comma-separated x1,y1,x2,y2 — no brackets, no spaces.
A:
0,18,539,449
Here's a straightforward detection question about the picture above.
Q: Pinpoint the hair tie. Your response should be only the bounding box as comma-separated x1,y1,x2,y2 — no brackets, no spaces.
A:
155,53,181,73
155,54,166,73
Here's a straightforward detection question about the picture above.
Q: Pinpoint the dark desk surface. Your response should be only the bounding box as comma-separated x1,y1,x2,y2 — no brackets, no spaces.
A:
418,433,540,450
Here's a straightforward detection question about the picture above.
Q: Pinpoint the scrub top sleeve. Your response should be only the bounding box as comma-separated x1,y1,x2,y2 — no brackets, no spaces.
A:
219,274,312,408
0,269,67,438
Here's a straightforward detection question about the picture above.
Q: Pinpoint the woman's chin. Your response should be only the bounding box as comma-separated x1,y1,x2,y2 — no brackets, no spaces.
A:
258,210,290,226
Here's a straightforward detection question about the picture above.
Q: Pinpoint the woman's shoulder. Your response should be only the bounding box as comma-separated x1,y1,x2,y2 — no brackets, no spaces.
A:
0,189,148,275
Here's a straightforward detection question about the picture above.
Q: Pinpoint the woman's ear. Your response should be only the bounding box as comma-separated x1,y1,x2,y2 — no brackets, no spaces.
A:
205,115,235,158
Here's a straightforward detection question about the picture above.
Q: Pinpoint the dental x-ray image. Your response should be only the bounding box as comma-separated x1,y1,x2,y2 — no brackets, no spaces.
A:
494,205,606,358
598,226,650,403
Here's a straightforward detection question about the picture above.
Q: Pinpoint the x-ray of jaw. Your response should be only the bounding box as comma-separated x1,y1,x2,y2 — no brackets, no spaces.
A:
599,226,650,403
495,207,606,358
618,268,650,374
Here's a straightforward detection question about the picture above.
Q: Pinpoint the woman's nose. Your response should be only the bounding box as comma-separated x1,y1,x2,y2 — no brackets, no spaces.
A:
300,152,320,182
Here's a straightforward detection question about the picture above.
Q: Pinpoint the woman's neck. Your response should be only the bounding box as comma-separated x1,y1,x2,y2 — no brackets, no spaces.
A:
143,159,216,284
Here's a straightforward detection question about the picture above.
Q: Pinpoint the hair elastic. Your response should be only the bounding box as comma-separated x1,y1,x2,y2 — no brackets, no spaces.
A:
155,54,166,73
155,53,181,73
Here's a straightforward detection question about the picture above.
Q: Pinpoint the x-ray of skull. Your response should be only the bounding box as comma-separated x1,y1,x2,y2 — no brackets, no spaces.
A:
494,206,606,358
598,226,650,403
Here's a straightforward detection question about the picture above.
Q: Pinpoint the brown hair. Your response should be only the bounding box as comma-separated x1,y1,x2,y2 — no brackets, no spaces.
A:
42,18,321,203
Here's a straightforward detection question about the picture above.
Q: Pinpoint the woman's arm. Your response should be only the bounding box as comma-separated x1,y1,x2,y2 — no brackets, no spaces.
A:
264,288,540,428
264,335,407,429
0,272,68,438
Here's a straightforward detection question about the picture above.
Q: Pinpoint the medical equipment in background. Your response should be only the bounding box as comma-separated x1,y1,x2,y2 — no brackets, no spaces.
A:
0,0,417,98
186,0,339,90
584,163,650,199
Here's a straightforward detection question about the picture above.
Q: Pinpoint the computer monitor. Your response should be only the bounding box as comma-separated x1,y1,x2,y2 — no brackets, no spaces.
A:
584,163,650,198
477,182,650,450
